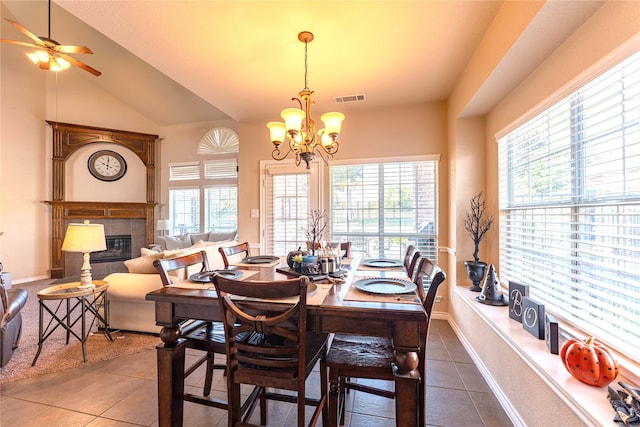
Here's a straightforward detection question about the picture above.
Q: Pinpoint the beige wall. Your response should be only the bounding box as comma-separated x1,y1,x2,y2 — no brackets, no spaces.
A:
447,2,639,425
0,7,160,281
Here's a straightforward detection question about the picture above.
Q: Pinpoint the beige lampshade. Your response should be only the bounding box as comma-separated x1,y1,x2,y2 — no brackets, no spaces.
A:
267,122,287,144
321,112,345,135
156,219,171,231
281,108,305,133
61,221,106,253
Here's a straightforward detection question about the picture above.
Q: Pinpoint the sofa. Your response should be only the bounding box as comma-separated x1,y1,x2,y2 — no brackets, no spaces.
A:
103,231,240,334
1,265,28,368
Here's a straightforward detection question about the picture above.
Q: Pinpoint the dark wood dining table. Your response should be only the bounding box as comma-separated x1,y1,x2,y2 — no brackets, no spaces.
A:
146,257,428,427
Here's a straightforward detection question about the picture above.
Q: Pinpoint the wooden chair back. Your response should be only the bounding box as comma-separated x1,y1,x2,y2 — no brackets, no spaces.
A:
153,250,209,286
407,249,422,281
403,245,416,271
218,241,251,268
213,275,309,386
413,256,446,317
339,242,352,258
212,274,328,426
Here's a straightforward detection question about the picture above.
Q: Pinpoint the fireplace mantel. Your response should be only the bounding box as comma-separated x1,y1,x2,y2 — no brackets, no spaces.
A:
46,122,159,279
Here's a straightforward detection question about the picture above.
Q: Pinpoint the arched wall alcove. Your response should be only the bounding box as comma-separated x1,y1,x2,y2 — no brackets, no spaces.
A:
45,121,159,279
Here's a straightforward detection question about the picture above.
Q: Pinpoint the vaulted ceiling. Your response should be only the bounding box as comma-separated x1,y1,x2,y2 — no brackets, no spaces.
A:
1,1,604,126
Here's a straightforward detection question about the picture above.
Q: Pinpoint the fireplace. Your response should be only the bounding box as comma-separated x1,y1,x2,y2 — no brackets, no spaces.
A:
45,122,159,279
92,235,132,263
62,218,147,278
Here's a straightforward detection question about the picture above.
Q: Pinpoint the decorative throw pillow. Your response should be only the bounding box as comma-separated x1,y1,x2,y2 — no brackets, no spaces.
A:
165,234,191,250
141,247,161,257
124,252,165,274
189,232,210,245
208,231,238,242
155,236,167,251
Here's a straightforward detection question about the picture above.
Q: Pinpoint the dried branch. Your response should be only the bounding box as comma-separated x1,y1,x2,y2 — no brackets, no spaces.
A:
464,192,494,263
303,209,329,255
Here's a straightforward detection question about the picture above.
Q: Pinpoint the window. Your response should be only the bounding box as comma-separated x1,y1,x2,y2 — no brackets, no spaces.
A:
261,161,321,255
330,158,438,260
498,50,640,359
169,158,238,235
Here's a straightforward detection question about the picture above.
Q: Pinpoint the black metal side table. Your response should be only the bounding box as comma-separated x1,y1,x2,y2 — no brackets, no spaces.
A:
32,280,113,366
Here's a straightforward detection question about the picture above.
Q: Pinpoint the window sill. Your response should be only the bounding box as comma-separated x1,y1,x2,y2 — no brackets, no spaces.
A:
453,286,632,426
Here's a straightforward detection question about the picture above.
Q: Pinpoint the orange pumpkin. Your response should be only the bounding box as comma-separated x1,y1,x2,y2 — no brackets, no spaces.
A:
560,336,619,387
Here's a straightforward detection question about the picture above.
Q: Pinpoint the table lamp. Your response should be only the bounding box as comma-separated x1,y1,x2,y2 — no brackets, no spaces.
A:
61,220,106,288
156,219,171,237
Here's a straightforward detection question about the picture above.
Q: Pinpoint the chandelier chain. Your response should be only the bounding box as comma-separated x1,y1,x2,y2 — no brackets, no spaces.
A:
303,39,309,91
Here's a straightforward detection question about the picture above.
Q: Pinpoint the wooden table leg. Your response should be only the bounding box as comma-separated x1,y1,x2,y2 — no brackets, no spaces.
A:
156,325,186,427
392,349,422,427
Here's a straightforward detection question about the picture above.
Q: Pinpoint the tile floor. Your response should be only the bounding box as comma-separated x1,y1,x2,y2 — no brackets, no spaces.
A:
0,320,513,426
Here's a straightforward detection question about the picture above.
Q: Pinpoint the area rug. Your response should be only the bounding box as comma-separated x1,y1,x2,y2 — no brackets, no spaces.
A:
0,279,160,383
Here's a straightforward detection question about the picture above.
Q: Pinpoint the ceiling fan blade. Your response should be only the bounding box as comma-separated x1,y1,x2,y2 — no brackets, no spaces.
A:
57,52,102,76
53,44,93,55
0,39,41,49
3,18,45,46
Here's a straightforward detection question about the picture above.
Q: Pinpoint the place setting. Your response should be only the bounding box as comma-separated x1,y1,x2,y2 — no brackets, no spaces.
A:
344,276,421,304
357,258,405,272
169,269,258,289
231,255,282,269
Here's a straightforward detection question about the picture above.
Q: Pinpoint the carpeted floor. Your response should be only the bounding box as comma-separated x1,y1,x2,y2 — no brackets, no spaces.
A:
0,279,159,383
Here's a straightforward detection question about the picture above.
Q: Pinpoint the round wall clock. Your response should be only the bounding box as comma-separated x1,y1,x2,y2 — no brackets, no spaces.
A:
87,150,127,182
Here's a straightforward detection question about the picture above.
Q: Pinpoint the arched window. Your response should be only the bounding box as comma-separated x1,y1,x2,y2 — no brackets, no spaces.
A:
168,128,239,235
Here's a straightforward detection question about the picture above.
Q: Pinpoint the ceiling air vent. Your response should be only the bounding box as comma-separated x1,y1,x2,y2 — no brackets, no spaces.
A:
334,94,367,104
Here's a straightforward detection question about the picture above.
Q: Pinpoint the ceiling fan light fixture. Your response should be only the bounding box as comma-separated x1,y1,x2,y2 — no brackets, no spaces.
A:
49,56,70,72
26,50,50,64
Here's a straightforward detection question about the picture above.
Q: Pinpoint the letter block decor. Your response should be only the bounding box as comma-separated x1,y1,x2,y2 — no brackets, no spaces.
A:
545,313,559,354
508,281,529,323
522,296,545,339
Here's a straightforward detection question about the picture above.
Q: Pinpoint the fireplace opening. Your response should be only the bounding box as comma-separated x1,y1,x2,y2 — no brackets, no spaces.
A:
92,235,132,263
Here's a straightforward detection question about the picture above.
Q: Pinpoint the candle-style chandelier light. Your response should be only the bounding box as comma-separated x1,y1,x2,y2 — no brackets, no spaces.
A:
267,31,345,169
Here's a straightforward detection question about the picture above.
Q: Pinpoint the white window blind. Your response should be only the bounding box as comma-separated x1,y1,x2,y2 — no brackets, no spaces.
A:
204,186,238,232
169,162,200,181
498,50,640,359
330,159,438,260
169,187,200,234
263,171,310,255
204,159,237,180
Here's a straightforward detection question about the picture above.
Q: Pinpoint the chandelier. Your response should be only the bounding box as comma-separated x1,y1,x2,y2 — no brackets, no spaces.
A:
267,31,345,169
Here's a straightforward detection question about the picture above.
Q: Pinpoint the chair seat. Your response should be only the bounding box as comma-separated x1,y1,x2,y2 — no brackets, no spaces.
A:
327,335,393,373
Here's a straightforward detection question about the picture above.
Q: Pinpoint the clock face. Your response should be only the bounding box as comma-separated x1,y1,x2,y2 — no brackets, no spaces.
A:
88,150,127,182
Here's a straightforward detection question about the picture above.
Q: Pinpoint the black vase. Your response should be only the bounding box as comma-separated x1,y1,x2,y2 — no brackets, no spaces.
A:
464,261,487,292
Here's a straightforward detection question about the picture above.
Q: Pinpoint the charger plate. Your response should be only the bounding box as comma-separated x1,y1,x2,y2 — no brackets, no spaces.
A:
354,277,417,295
241,255,280,264
189,270,242,282
360,258,404,268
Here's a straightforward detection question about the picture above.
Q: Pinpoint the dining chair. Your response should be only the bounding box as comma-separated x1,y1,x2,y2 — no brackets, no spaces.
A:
407,249,423,281
403,245,416,272
153,251,233,410
212,274,330,427
326,257,446,426
339,242,352,258
218,241,251,268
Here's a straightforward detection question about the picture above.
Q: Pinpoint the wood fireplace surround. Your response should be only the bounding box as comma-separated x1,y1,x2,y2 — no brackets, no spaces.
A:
45,121,159,279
